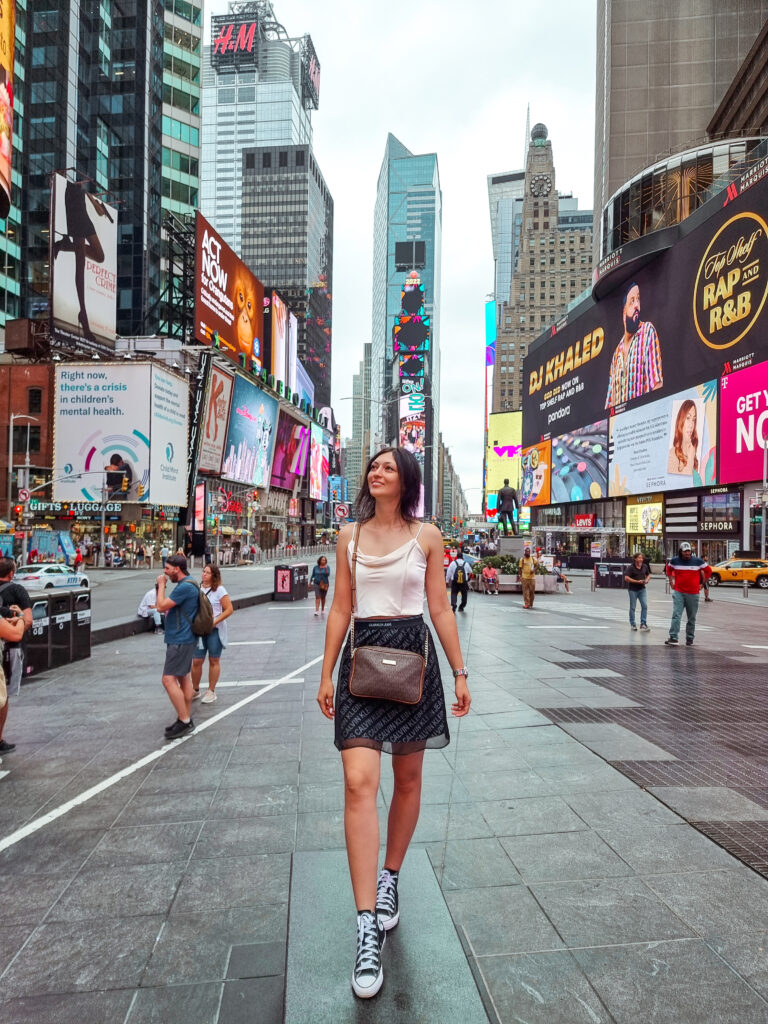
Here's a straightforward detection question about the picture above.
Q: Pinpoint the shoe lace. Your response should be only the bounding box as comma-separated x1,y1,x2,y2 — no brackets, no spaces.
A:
355,913,381,977
376,870,397,917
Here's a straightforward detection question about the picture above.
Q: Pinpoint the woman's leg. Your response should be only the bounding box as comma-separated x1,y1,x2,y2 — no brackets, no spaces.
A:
383,749,425,871
314,590,320,613
191,655,204,694
207,656,221,692
342,747,382,910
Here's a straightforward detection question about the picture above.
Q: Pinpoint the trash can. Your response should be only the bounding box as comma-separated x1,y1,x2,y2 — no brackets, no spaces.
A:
610,563,631,589
71,590,92,662
274,564,293,601
291,563,309,600
594,563,611,588
50,592,73,669
25,595,51,677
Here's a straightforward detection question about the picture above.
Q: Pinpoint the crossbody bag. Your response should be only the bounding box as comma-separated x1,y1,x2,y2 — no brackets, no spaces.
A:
347,523,427,705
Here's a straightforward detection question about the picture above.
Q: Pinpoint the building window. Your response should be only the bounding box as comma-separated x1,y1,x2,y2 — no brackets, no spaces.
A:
279,151,288,167
245,152,255,169
296,150,305,166
262,152,271,168
28,388,42,414
13,425,41,453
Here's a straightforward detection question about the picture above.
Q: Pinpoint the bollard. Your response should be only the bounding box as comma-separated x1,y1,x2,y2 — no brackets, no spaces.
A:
743,578,749,599
665,578,670,594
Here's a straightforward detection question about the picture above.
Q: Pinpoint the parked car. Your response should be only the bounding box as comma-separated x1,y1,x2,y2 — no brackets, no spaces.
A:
708,558,768,589
14,564,90,589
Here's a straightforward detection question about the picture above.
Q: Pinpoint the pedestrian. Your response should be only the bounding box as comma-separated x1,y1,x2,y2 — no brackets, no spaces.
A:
496,478,519,536
316,446,471,1000
160,543,169,562
191,564,233,705
518,544,538,608
311,555,331,615
664,542,711,647
446,547,472,612
0,558,33,755
624,552,651,631
552,556,573,594
481,563,499,595
154,554,200,738
138,583,164,634
702,569,713,602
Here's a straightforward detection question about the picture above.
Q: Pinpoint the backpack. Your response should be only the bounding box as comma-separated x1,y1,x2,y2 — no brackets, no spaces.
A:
178,578,215,636
455,561,466,586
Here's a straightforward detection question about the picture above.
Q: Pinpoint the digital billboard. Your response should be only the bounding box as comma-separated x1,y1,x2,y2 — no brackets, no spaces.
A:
0,0,15,219
550,420,608,504
485,412,522,496
269,291,288,382
609,380,718,496
211,15,259,71
719,359,768,486
198,364,234,474
270,411,310,492
522,171,768,446
53,363,188,505
194,212,265,374
221,375,278,487
288,312,298,393
626,501,663,535
50,174,118,348
296,359,315,407
520,440,552,507
309,422,324,501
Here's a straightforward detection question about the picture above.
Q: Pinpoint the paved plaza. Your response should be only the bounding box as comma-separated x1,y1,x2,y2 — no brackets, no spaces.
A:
1,571,768,1022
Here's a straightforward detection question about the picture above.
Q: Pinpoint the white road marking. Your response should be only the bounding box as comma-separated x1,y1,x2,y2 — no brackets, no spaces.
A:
743,645,768,650
267,605,316,611
227,640,276,646
525,625,612,629
0,655,323,854
215,677,304,688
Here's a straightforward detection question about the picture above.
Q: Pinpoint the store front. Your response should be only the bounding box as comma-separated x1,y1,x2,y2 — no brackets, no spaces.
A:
530,499,626,565
665,486,743,562
625,494,664,561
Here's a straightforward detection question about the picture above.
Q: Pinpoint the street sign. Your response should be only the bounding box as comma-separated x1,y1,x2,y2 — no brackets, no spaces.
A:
17,488,30,502
335,503,349,520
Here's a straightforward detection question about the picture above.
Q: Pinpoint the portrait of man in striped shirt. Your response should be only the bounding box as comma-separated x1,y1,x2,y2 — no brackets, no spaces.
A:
605,282,663,409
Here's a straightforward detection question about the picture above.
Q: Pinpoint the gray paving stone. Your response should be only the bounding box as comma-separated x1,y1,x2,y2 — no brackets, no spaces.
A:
195,814,296,858
461,769,556,801
535,763,639,793
446,885,565,955
171,854,290,916
530,877,695,946
0,914,165,998
219,761,299,787
227,941,285,979
439,837,521,889
0,827,106,876
125,982,223,1024
142,906,287,986
564,788,684,829
0,990,135,1024
648,786,768,820
573,938,768,1024
706,931,768,1001
501,829,636,883
115,789,217,826
219,977,283,1024
0,924,34,974
477,950,613,1024
137,766,226,795
88,821,201,868
643,869,768,940
286,849,488,1023
598,822,741,874
2,874,73,925
206,783,299,819
47,861,186,923
479,795,589,837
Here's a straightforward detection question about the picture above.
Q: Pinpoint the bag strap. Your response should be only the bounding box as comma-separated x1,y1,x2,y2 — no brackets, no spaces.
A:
0,581,14,603
350,523,360,654
175,576,200,632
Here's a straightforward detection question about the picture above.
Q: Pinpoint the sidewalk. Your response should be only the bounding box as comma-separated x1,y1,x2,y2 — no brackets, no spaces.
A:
1,581,767,1022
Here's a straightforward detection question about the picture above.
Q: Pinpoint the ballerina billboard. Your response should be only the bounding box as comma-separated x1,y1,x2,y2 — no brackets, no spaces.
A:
50,173,118,348
0,0,15,220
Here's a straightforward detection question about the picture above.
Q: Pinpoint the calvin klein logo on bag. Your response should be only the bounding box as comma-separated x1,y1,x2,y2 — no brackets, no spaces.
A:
382,658,397,665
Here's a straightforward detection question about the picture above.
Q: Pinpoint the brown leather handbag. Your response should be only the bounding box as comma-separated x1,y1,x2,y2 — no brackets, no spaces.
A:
347,524,427,705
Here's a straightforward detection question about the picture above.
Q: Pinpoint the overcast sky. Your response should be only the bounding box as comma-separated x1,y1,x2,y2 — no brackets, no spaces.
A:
207,0,598,511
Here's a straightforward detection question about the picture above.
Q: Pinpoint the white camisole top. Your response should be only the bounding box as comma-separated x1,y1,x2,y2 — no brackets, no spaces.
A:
348,523,427,618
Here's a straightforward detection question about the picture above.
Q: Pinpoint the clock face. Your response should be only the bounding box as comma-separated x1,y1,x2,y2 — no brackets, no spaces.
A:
530,173,552,197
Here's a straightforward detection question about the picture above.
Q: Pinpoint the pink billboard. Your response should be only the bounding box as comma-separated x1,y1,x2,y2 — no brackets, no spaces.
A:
719,360,768,485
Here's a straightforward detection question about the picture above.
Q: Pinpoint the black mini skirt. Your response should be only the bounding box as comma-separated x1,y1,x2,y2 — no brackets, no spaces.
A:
334,614,450,756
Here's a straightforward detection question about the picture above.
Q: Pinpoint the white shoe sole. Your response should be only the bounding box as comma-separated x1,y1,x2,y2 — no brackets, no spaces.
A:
379,909,399,931
201,694,217,704
352,965,383,999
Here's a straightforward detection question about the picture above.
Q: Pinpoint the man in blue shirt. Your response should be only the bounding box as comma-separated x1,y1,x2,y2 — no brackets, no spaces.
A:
156,554,200,739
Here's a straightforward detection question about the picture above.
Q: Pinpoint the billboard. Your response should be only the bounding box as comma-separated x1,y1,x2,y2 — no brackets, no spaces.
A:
194,212,265,373
301,34,321,109
288,312,298,393
550,420,608,504
53,363,188,505
522,171,768,446
221,375,278,487
211,15,259,71
608,380,718,496
719,359,768,485
270,291,289,382
296,359,315,407
485,412,522,496
520,440,551,507
270,410,310,492
0,0,14,219
50,174,118,347
198,364,234,474
626,501,663,535
309,422,323,501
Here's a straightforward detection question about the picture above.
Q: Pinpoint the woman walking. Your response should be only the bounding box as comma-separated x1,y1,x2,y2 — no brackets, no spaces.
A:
311,555,331,615
316,447,471,999
191,564,233,704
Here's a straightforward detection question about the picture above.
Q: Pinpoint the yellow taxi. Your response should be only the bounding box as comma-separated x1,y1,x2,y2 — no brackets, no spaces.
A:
709,558,768,589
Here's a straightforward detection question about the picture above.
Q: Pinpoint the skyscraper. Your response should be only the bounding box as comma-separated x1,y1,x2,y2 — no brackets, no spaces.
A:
487,169,525,321
372,134,442,516
594,0,768,259
0,0,26,330
200,1,315,258
492,124,592,413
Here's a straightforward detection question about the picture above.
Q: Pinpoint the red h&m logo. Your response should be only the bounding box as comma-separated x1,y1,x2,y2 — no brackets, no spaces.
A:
213,21,257,56
722,182,740,207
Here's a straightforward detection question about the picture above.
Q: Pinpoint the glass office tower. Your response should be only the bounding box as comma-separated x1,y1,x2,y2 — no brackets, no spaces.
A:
371,134,442,517
0,0,26,331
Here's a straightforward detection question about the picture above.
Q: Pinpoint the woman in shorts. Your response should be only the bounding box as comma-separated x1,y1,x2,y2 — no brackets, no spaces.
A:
191,564,233,704
311,555,331,615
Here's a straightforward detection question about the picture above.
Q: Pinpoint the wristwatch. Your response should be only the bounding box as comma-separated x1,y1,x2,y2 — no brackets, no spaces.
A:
452,667,469,679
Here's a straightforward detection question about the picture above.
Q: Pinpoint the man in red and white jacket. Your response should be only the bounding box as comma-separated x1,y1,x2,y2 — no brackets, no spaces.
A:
664,542,711,647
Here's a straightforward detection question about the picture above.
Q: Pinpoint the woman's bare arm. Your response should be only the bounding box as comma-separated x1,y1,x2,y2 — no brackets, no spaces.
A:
317,524,354,718
422,525,471,716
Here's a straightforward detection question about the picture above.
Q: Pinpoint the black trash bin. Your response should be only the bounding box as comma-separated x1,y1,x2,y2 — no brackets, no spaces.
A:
274,564,293,601
25,595,51,677
71,590,92,662
50,592,73,669
610,563,631,589
291,563,309,600
594,563,611,588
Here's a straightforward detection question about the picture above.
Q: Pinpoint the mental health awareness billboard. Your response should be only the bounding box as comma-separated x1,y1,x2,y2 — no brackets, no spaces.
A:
220,374,278,488
53,363,189,505
718,359,768,486
523,168,768,447
50,174,118,348
195,211,265,373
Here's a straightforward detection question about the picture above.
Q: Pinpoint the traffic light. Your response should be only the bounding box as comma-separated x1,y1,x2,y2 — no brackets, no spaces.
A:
332,489,338,500
121,474,128,492
13,504,22,526
138,483,144,498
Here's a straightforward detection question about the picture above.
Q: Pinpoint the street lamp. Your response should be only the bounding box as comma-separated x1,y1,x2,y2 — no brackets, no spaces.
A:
7,413,39,519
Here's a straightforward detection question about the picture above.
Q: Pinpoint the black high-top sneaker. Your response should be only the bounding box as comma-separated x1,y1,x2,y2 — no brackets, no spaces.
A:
351,910,385,998
376,868,400,931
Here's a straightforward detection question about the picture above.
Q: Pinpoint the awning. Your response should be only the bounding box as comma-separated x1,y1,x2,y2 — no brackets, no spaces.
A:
220,526,235,535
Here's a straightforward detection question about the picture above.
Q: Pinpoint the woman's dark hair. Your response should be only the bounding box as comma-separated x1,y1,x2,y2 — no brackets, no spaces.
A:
317,556,328,566
354,447,422,523
205,564,222,588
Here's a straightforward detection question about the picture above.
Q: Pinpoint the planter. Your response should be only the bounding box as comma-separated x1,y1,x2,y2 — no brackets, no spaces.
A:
539,576,558,593
497,575,522,593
